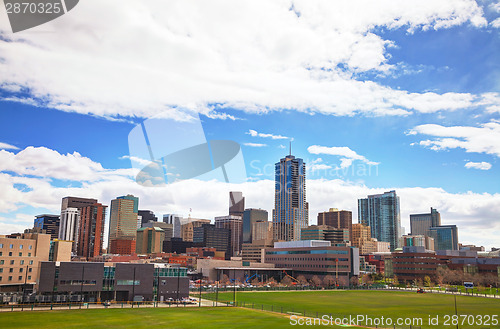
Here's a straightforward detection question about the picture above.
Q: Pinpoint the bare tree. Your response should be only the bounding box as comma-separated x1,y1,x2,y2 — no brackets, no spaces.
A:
323,275,336,288
311,275,322,287
281,276,293,286
362,274,373,285
350,276,359,287
297,275,308,286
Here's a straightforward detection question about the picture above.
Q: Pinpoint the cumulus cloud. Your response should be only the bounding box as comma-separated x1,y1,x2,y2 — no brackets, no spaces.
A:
308,145,379,168
409,120,500,157
464,161,492,170
0,142,19,150
247,129,289,140
0,0,492,121
0,146,499,249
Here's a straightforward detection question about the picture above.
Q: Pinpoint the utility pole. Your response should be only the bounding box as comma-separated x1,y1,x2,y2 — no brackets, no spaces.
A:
233,269,236,306
199,275,202,307
454,295,459,329
132,267,136,308
21,265,28,311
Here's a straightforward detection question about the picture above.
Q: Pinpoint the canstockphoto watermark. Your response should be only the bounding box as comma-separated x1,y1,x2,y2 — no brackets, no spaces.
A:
4,0,79,33
290,314,423,327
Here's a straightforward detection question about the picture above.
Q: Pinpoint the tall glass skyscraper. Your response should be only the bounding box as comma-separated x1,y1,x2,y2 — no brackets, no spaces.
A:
273,154,308,241
358,190,401,251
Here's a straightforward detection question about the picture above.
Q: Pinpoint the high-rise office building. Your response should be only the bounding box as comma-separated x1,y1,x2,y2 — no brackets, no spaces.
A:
108,195,139,254
77,203,107,259
181,219,211,242
410,207,441,236
229,191,245,218
252,220,273,243
138,210,157,228
58,207,80,252
59,197,98,251
273,153,307,241
193,224,230,258
163,214,183,238
142,221,174,240
358,190,401,251
428,225,458,251
33,214,60,240
215,215,243,257
136,227,165,254
317,208,353,241
242,208,268,243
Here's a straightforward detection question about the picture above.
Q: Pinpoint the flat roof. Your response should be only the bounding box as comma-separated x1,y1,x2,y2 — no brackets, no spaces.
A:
215,267,292,271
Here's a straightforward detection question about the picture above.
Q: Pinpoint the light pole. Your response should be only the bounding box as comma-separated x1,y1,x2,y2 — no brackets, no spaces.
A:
21,265,28,311
233,269,236,306
132,267,136,308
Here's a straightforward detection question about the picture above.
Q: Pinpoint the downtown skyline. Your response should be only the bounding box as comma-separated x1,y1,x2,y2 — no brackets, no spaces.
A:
0,0,499,250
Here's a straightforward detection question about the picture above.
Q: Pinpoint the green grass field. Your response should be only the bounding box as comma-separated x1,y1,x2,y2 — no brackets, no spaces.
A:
0,307,312,329
203,290,500,328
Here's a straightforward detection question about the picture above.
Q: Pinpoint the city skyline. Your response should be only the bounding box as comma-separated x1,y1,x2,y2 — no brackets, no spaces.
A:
0,1,499,250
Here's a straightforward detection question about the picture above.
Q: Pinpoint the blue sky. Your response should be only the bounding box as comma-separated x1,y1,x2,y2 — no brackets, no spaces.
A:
0,0,499,249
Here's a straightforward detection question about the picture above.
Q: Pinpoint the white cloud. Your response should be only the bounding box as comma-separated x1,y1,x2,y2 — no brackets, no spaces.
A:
0,142,19,150
409,120,500,157
243,143,267,147
0,0,491,120
247,129,289,140
120,155,151,167
491,18,500,28
464,161,492,170
0,145,499,250
308,145,379,168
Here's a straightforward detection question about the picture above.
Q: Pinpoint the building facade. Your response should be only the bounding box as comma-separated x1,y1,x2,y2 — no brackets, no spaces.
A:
58,207,80,252
242,208,268,243
34,214,60,240
300,225,349,245
193,224,230,258
0,233,50,292
180,219,211,242
77,203,107,259
358,190,401,251
410,207,441,236
138,210,157,228
428,225,458,251
273,154,308,241
229,191,245,218
108,195,139,254
136,227,165,254
215,215,243,258
317,208,353,241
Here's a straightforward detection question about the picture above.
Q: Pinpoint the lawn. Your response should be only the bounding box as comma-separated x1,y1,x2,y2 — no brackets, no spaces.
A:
203,290,500,328
0,307,351,328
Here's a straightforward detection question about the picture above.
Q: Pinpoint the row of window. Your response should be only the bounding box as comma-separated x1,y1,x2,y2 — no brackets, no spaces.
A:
0,243,33,250
0,260,34,265
267,257,349,262
273,263,350,269
0,252,33,257
266,250,349,255
0,275,32,281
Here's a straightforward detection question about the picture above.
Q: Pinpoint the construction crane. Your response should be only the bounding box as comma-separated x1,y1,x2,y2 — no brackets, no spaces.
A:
282,270,299,284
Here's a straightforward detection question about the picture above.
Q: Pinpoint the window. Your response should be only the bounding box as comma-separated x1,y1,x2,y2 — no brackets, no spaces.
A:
28,276,31,280
0,252,2,256
0,277,2,281
19,252,22,257
18,276,22,281
28,245,32,250
0,243,3,248
28,268,32,273
29,260,33,265
19,268,23,273
0,268,2,273
9,244,13,249
28,253,32,257
0,260,3,265
10,260,14,265
8,276,12,281
9,268,13,273
20,260,24,265
8,252,12,256
19,245,23,250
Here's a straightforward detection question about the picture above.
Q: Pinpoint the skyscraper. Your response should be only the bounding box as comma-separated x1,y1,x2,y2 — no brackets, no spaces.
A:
358,190,401,251
33,214,60,240
273,153,308,241
138,210,158,228
77,203,107,259
215,215,243,257
317,208,353,241
229,191,245,218
428,225,458,251
410,207,441,236
242,208,268,243
58,207,80,252
108,194,139,254
59,197,98,251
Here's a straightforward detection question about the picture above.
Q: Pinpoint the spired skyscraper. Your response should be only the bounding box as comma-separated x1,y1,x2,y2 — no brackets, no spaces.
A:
273,151,308,241
358,190,401,251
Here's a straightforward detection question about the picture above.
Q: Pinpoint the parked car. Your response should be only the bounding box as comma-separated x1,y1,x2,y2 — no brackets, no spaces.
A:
417,288,425,293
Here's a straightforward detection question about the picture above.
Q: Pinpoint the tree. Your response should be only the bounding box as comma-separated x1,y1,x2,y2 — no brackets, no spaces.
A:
362,274,373,285
393,275,399,286
281,276,293,286
350,276,359,287
251,277,260,286
297,275,308,286
311,275,322,287
323,275,336,288
424,276,432,287
221,274,230,285
267,277,277,287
